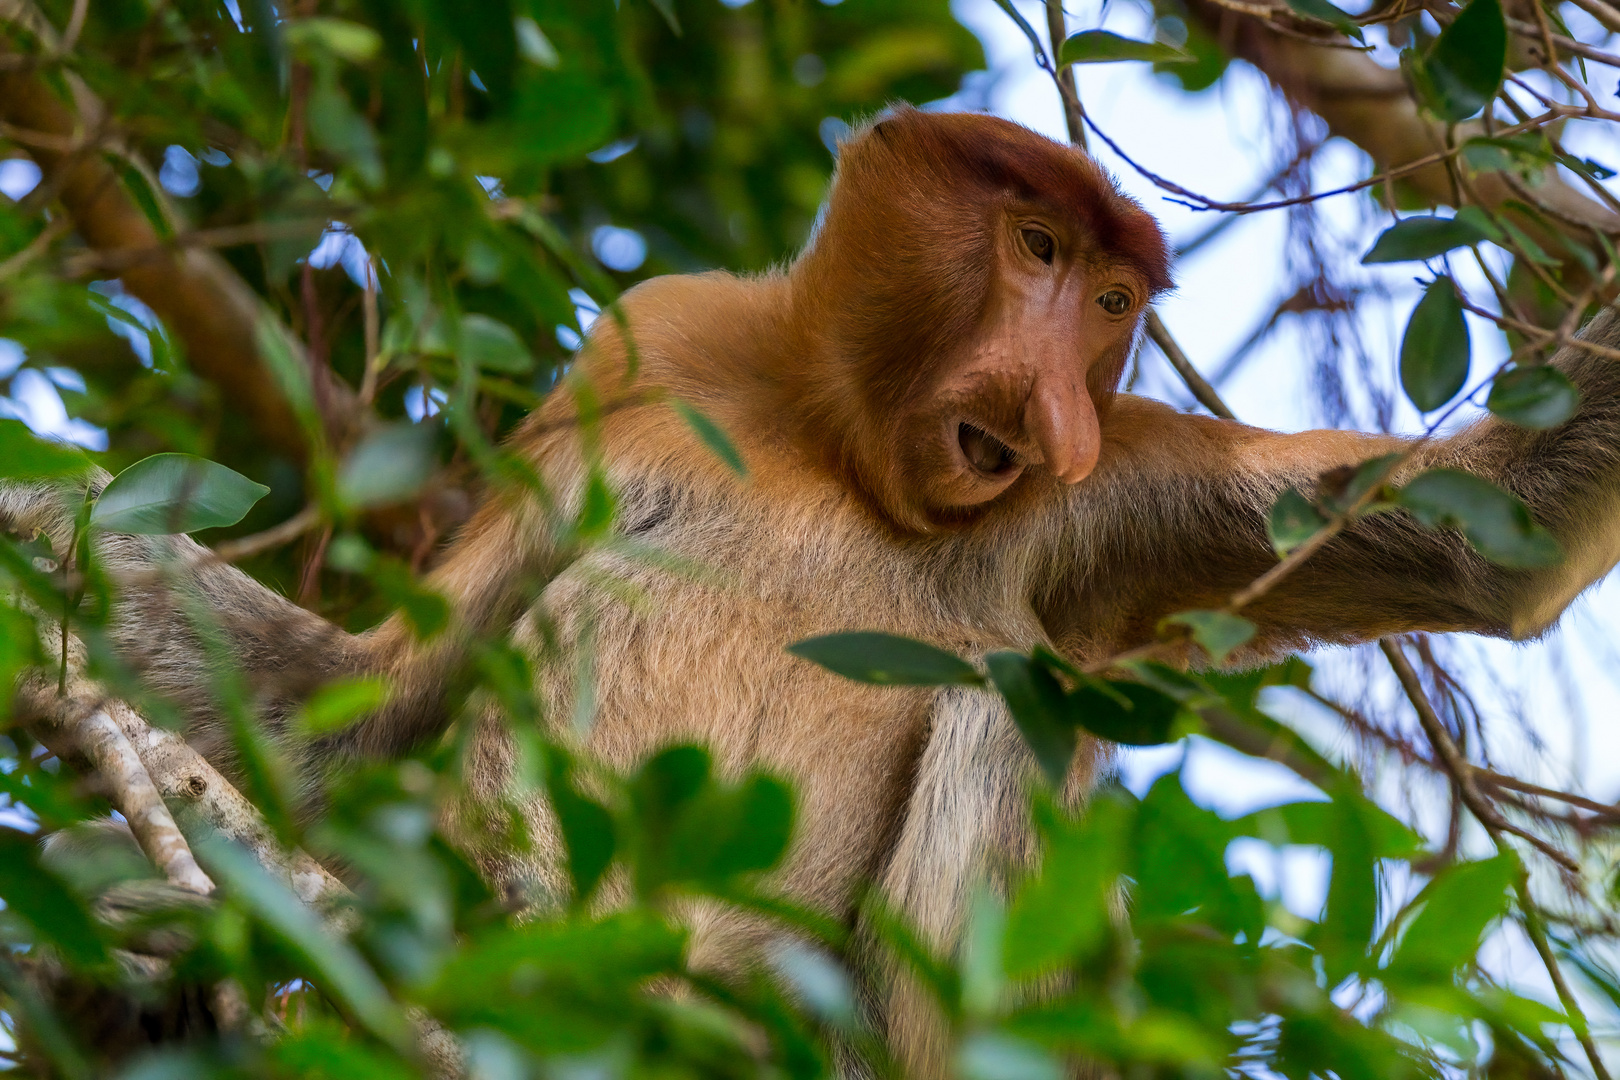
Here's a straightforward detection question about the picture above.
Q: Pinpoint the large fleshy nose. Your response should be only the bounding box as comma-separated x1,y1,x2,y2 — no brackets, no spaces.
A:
1025,373,1101,484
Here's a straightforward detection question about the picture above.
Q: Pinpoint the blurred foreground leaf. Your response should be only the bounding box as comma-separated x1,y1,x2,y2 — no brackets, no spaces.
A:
789,632,983,686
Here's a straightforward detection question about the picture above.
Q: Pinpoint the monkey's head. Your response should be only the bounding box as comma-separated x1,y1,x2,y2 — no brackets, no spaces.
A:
791,106,1172,532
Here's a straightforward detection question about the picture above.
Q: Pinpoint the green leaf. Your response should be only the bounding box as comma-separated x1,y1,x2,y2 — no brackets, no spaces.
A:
1314,794,1379,979
1161,610,1255,665
1398,468,1562,568
1462,134,1554,177
308,73,383,187
294,676,390,737
575,467,616,538
461,315,533,374
697,774,796,881
1157,17,1228,91
1132,773,1244,929
1362,215,1493,264
1385,852,1517,982
631,746,793,893
1236,796,1426,858
671,399,747,477
0,827,107,968
90,453,270,535
1454,206,1507,244
1283,0,1364,41
1558,153,1616,181
986,651,1076,785
546,754,616,904
0,420,89,480
1269,487,1329,555
1004,793,1133,977
1069,679,1182,746
788,632,983,687
283,17,381,63
201,837,412,1050
1060,30,1193,65
1487,366,1580,430
1320,453,1404,515
1419,0,1507,121
337,423,437,510
1400,276,1470,413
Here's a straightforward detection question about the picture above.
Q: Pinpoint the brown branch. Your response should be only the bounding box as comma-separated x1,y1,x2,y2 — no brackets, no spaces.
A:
1476,769,1620,821
1178,0,1619,277
14,672,350,916
74,701,215,895
0,43,357,461
1145,310,1236,418
1044,0,1087,152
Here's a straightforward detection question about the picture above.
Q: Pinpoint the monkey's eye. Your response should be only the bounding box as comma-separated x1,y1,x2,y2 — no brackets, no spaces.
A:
1021,229,1055,264
959,424,1019,476
1097,290,1132,315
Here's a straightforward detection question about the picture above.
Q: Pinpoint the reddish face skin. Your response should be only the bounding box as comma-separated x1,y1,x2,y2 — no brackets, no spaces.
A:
922,211,1148,511
788,107,1171,533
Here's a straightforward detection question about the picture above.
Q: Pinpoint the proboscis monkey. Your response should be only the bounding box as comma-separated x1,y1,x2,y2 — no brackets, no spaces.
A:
7,106,1620,1076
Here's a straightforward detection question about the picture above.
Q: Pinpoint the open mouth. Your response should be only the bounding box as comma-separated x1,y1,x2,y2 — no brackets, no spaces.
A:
958,422,1020,477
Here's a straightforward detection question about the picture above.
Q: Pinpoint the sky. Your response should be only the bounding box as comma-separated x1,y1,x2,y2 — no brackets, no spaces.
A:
4,0,1620,1053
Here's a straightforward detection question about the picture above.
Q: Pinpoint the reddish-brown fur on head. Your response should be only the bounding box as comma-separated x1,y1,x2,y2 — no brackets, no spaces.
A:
786,106,1173,531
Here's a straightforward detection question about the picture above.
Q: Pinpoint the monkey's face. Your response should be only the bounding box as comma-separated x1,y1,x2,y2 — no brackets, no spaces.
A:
904,208,1149,515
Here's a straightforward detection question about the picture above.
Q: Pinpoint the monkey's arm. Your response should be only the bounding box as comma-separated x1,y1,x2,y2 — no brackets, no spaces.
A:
1042,309,1620,662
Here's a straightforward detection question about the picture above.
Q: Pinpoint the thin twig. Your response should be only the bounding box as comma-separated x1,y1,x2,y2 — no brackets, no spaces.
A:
1566,0,1620,35
359,253,382,407
1084,110,1561,214
1044,0,1087,151
0,117,83,152
60,218,333,275
1381,638,1580,874
211,504,322,564
1382,637,1615,1080
0,213,68,280
1476,770,1620,820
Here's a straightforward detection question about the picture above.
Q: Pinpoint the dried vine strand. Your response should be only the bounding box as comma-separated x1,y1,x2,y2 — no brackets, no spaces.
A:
1082,109,1575,215
1382,639,1614,1080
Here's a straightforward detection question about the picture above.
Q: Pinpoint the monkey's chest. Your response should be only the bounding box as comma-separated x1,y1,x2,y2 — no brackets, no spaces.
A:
523,518,1050,908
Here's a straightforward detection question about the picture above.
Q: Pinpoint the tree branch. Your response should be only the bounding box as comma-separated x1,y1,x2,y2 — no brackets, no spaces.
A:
0,26,356,461
1177,0,1618,275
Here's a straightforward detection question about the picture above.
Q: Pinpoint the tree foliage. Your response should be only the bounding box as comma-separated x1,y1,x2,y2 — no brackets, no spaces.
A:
2,0,1620,1075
